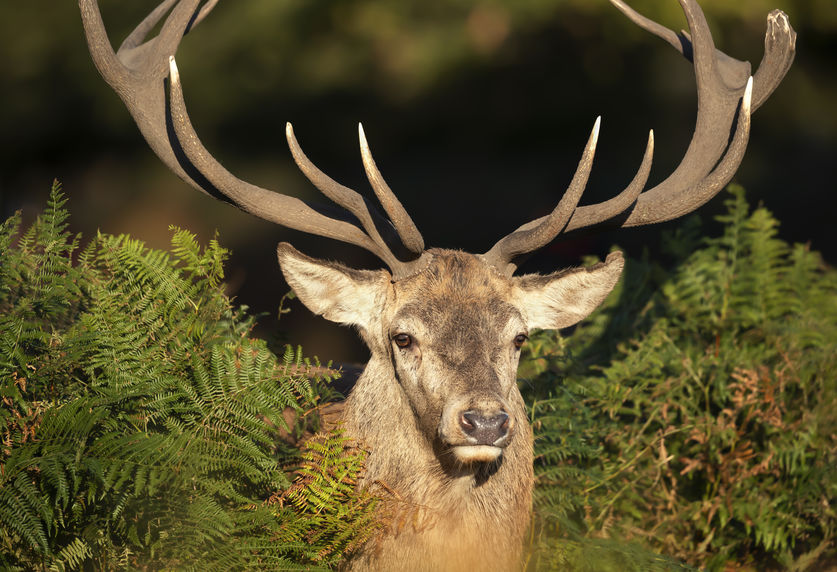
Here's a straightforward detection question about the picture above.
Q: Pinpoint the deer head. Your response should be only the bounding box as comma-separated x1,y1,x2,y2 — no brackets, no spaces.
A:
278,244,622,465
79,0,794,567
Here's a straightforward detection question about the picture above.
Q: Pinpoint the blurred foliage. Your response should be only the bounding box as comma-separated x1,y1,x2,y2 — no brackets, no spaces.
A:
2,0,834,103
0,183,377,570
521,185,837,570
2,0,834,163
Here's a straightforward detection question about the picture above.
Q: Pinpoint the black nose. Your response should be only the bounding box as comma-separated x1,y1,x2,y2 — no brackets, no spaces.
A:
460,411,510,445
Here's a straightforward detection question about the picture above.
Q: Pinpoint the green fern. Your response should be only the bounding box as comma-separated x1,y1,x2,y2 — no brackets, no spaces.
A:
522,185,837,570
6,182,832,570
275,431,381,565
0,182,375,570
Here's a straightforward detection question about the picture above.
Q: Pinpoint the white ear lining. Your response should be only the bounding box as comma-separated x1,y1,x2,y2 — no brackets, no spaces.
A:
513,252,624,330
277,242,389,329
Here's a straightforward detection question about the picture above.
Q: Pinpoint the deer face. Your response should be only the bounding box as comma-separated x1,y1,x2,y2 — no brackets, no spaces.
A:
385,253,527,464
278,244,624,465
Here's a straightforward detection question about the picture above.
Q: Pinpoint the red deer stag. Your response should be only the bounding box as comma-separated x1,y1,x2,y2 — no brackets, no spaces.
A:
79,0,795,570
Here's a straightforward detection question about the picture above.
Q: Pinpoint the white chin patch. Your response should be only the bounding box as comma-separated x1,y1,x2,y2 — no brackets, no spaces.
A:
452,445,503,463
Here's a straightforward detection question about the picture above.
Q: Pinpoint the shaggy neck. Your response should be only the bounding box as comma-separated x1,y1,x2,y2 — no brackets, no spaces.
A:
341,355,534,571
343,355,533,509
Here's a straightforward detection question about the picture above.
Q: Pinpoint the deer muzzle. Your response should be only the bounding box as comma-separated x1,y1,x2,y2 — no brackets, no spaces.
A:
440,396,515,463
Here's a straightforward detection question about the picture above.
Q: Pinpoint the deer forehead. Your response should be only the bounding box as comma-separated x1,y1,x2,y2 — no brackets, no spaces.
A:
389,251,524,339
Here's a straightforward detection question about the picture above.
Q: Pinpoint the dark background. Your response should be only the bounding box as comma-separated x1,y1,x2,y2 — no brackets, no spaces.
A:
2,0,834,364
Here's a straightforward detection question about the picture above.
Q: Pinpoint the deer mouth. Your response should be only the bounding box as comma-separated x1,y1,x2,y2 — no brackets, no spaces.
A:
438,399,514,464
451,444,503,463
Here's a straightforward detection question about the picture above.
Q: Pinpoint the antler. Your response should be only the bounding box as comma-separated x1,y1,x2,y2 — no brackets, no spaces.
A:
81,0,794,280
482,0,796,275
79,0,429,280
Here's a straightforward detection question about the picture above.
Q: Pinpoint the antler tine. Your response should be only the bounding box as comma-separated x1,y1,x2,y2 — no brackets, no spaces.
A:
564,129,654,232
145,0,217,73
482,117,603,275
119,0,218,53
284,123,422,268
118,0,179,53
167,58,402,269
358,124,425,255
487,128,654,274
577,0,793,228
751,10,796,110
81,0,429,280
483,0,793,274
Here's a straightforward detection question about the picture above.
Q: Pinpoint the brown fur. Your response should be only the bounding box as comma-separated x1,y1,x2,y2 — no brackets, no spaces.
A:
277,245,623,571
342,252,533,571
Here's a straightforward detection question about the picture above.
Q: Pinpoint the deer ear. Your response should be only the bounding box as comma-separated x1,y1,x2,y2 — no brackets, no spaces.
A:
276,242,390,329
513,251,624,330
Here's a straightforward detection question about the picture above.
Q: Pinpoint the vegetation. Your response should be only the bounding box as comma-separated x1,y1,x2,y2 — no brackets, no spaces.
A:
0,182,377,570
522,186,837,571
2,183,834,569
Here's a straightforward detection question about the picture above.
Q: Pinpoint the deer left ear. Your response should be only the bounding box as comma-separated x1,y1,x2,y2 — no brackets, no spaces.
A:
513,251,624,330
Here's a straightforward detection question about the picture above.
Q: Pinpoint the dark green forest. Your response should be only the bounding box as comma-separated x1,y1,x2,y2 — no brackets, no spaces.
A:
2,183,834,570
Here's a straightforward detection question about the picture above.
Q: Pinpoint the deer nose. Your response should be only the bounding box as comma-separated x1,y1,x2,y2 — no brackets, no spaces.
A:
460,411,510,446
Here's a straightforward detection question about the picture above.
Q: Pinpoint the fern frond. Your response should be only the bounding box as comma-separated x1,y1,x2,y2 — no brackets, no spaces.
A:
1,186,372,570
523,185,837,569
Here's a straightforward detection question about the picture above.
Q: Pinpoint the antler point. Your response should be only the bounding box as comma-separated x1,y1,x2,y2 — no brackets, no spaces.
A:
743,76,754,112
358,123,370,150
285,123,302,153
168,56,179,80
591,116,602,146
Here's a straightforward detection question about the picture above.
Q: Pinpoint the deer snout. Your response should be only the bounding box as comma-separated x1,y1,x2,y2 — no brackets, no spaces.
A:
440,398,515,464
460,410,510,446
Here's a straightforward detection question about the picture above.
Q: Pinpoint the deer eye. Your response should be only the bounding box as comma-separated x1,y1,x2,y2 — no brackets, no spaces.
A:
393,333,412,349
513,334,528,349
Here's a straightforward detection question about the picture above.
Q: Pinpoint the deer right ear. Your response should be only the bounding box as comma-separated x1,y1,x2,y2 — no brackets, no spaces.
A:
276,243,390,329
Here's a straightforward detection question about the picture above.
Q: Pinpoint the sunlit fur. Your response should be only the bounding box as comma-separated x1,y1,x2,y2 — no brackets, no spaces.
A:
451,445,503,463
278,245,623,571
